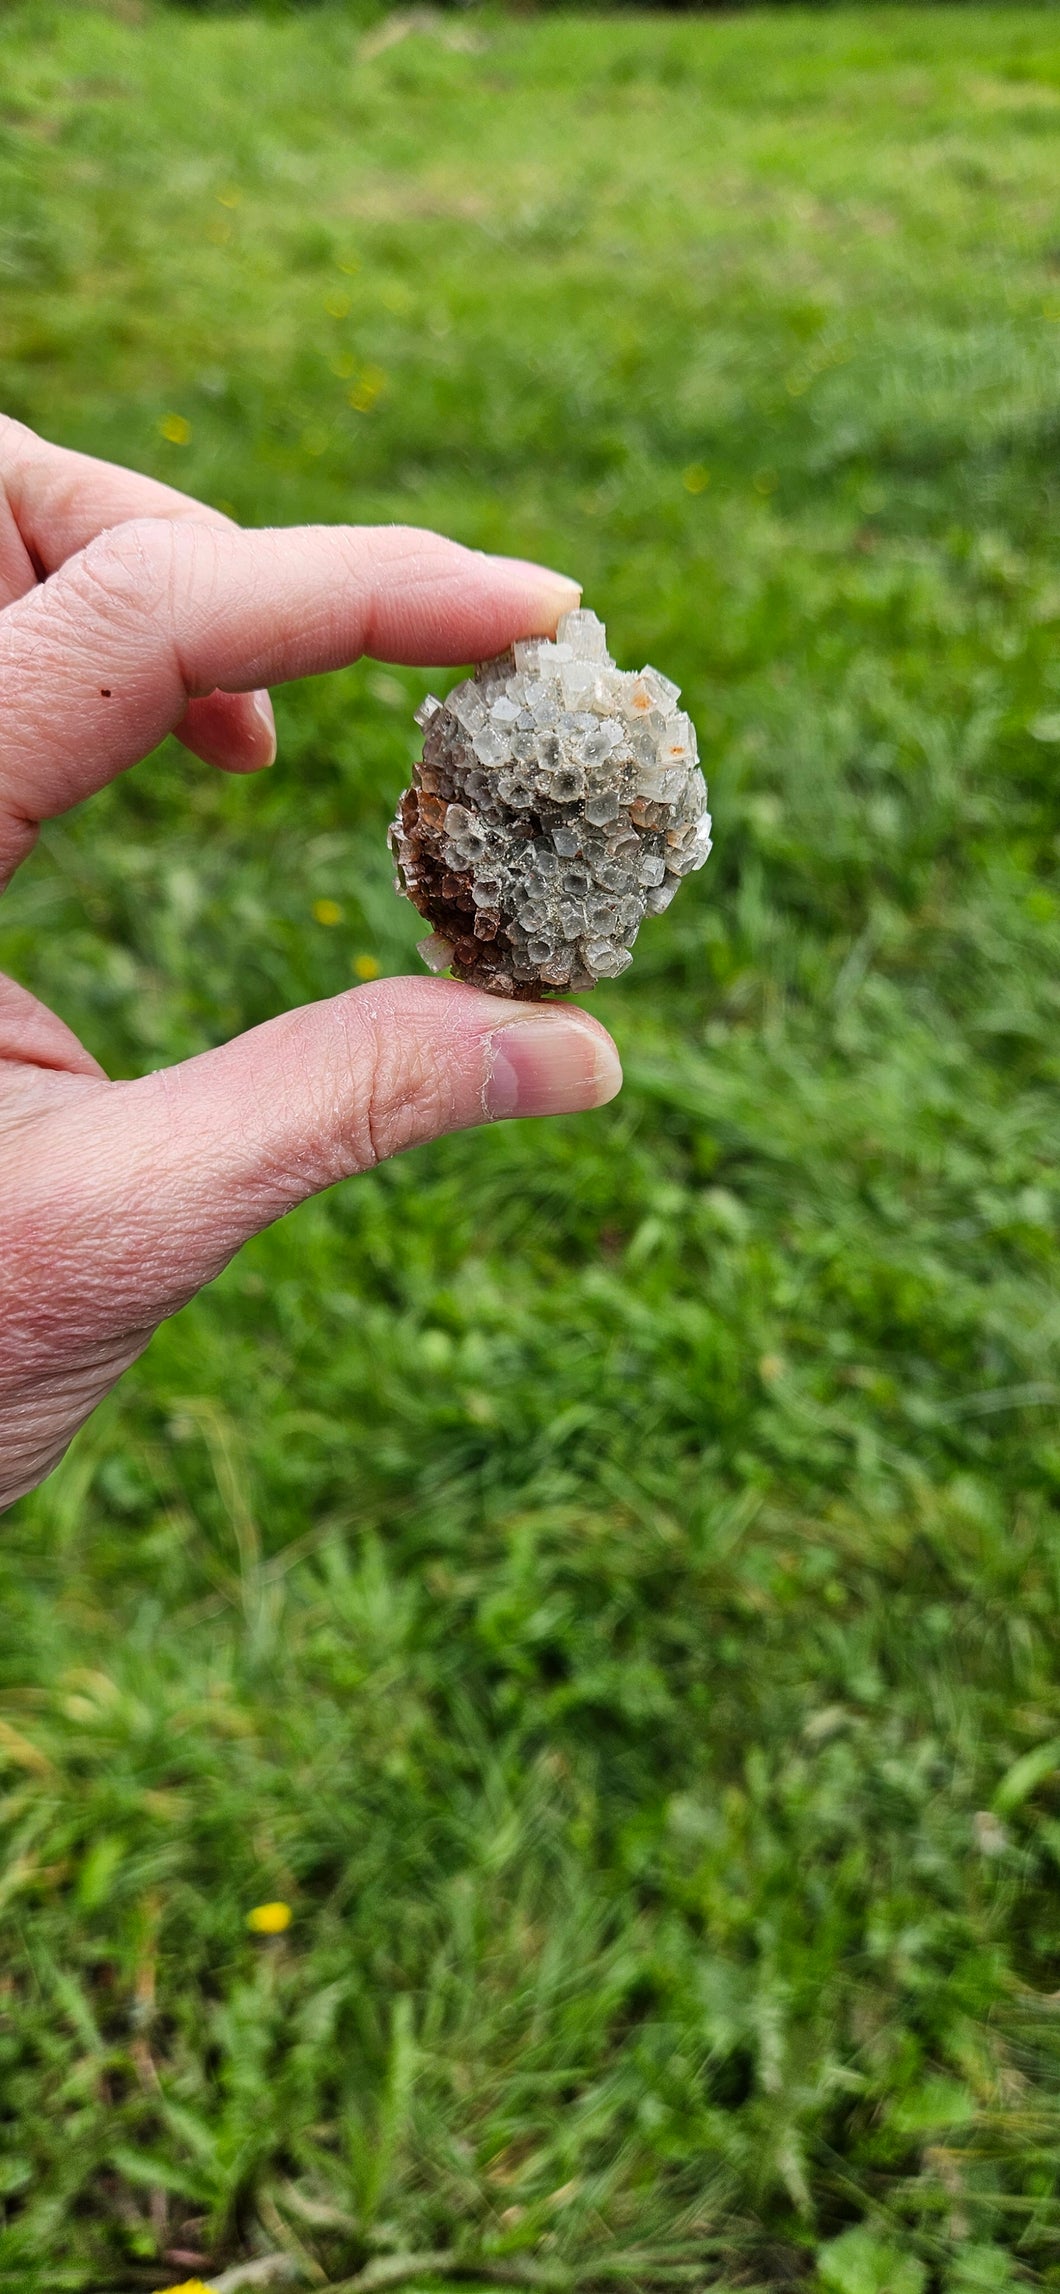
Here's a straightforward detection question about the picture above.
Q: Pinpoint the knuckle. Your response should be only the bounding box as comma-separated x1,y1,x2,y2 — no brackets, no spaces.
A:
50,517,227,671
318,1001,386,1177
70,517,178,624
296,996,453,1184
349,999,450,1168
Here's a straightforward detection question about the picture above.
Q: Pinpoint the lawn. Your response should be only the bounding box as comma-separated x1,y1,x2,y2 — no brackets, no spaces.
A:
1,3,1060,2286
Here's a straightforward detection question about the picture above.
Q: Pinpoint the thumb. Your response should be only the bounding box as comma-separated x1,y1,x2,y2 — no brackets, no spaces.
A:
23,980,622,1336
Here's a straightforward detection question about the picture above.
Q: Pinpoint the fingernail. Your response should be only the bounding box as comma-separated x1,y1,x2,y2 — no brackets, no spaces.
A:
487,554,582,626
485,1013,622,1120
250,688,277,766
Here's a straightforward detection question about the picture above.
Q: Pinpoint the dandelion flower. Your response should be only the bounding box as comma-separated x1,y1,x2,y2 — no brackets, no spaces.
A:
247,1900,292,1935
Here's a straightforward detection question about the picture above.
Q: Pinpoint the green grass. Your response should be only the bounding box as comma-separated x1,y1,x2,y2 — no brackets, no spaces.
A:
2,3,1060,2286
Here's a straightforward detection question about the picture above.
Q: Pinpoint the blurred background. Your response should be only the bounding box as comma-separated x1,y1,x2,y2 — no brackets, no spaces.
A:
1,4,1059,2287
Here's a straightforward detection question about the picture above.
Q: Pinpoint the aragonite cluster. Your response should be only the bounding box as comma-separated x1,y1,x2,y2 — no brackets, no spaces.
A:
388,608,711,997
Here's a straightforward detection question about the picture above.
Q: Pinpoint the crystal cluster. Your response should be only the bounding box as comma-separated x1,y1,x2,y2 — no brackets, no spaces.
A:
388,608,711,997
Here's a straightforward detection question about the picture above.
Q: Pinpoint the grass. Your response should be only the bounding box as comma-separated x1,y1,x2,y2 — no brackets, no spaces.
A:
1,2,1060,2286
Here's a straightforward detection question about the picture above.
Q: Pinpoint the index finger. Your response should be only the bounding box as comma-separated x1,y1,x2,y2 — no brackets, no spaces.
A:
0,515,581,885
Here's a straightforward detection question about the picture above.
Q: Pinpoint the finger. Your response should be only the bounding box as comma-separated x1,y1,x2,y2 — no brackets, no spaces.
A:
0,414,276,776
0,413,235,603
3,980,621,1349
0,971,105,1080
0,518,580,882
175,687,277,774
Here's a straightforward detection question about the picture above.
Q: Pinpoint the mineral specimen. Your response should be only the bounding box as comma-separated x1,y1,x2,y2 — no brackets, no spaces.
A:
388,608,712,997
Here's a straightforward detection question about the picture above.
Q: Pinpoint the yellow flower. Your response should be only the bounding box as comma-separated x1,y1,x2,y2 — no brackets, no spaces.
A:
157,2282,211,2293
682,463,710,494
354,953,381,981
313,898,343,927
247,1900,292,1935
159,414,191,446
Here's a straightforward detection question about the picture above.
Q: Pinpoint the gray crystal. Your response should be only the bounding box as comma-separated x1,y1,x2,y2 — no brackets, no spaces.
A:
390,608,712,998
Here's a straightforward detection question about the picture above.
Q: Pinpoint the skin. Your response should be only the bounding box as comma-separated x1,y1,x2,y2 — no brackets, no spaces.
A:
0,418,622,1514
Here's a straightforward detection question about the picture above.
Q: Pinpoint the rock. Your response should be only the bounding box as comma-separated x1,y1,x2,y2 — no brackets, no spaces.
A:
389,609,711,997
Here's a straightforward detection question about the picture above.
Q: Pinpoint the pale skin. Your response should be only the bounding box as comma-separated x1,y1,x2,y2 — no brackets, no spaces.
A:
0,418,622,1514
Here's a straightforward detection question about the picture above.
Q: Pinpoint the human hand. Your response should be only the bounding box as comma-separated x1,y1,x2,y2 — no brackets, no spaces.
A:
0,420,622,1512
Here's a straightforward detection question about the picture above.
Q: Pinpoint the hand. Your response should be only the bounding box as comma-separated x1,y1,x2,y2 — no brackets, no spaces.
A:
0,419,622,1513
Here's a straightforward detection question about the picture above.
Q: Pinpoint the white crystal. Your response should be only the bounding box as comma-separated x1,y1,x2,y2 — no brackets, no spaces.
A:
640,666,681,706
582,938,633,978
448,683,487,734
557,607,612,662
417,932,454,973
